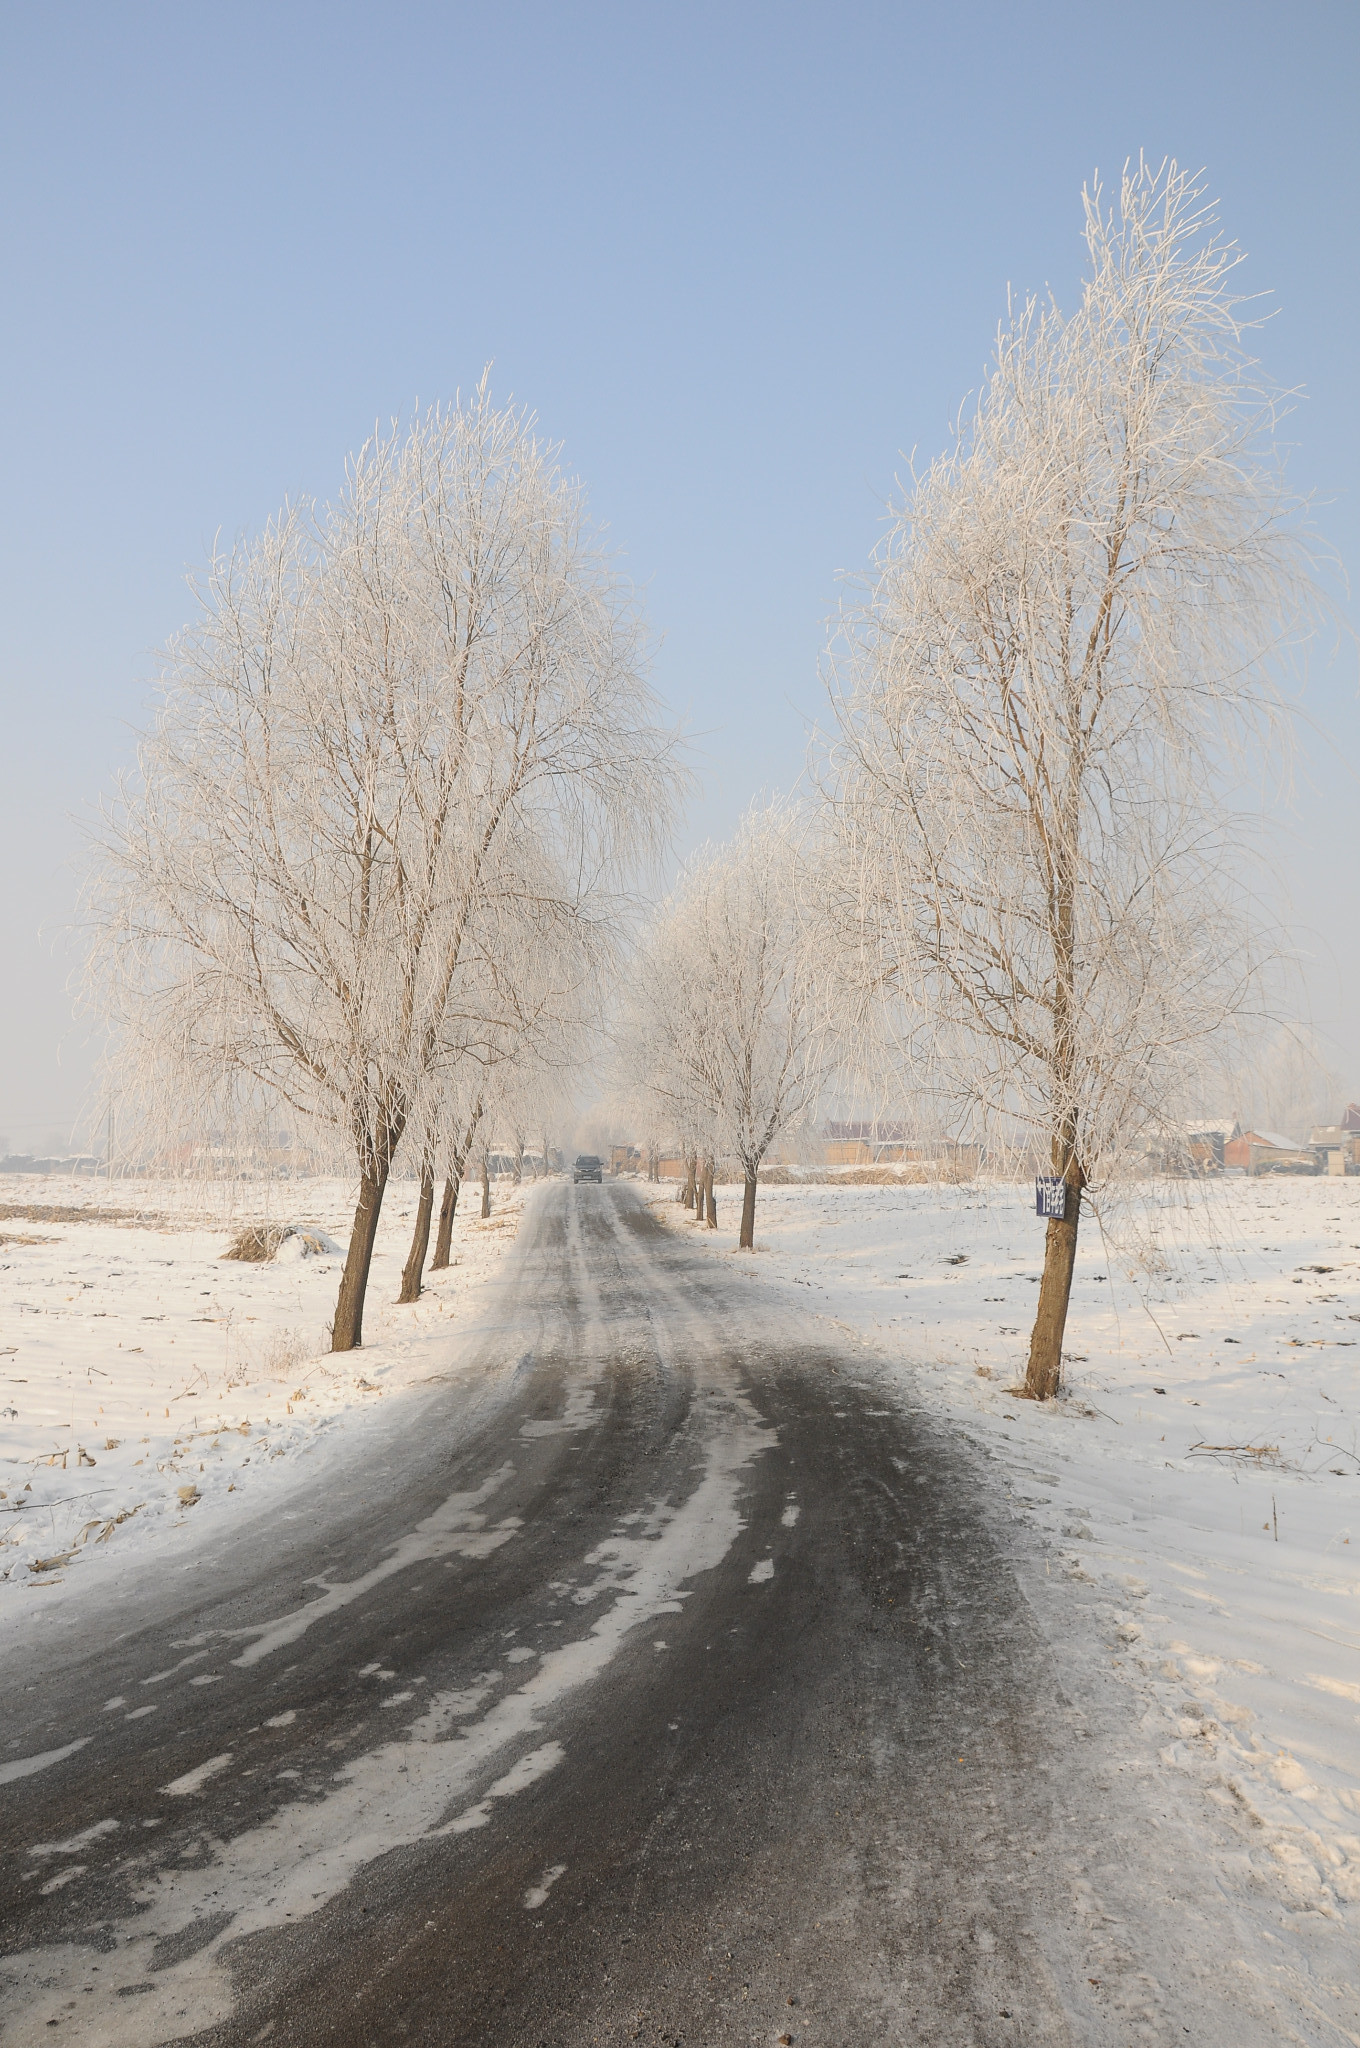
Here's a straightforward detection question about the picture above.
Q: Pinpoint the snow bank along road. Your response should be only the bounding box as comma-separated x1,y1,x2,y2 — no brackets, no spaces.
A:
0,1184,1332,2046
0,1174,530,1592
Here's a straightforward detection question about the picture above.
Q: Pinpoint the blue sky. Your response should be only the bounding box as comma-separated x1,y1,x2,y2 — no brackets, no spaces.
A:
2,0,1357,1147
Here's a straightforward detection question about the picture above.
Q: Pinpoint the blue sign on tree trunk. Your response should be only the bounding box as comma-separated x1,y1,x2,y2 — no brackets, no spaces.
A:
1035,1175,1067,1219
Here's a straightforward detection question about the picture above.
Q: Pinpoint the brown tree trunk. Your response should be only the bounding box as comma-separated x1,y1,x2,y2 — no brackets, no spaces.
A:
682,1153,696,1209
398,1159,436,1303
430,1175,459,1269
480,1150,492,1218
1025,1164,1083,1400
332,1166,388,1351
1027,739,1084,1400
738,1171,757,1249
704,1158,717,1228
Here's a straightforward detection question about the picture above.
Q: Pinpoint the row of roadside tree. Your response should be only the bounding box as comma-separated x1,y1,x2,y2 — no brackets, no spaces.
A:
610,161,1323,1399
84,164,1324,1394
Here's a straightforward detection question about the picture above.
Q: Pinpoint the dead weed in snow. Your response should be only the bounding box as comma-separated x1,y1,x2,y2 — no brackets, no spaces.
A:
0,1202,169,1227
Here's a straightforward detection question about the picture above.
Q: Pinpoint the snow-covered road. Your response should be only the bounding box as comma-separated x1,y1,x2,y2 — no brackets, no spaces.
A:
1,1182,1354,2045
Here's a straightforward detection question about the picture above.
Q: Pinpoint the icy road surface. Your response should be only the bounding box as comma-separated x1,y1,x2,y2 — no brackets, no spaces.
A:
0,1184,1337,2045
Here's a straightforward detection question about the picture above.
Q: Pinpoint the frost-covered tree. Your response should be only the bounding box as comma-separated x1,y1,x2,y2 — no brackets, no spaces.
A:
394,864,598,1301
619,806,826,1248
85,387,680,1349
430,1089,486,1273
820,162,1320,1398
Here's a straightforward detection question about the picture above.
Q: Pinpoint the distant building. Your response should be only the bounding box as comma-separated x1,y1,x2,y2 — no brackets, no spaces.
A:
822,1123,979,1173
1308,1125,1360,1176
823,1120,909,1165
1224,1128,1320,1176
1183,1118,1241,1171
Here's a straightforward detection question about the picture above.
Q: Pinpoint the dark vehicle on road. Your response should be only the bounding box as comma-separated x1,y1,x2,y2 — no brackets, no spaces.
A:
573,1153,604,1183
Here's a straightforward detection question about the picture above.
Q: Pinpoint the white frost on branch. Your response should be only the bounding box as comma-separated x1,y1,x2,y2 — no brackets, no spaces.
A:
83,384,683,1345
817,159,1324,1392
616,805,829,1244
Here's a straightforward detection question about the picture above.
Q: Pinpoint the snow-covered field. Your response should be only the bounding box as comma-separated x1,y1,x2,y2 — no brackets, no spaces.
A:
0,1174,527,1617
6,1166,1359,2028
650,1172,1360,2014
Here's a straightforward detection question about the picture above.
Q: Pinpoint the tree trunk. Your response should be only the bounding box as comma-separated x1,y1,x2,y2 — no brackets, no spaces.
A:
430,1175,459,1269
738,1171,757,1249
1029,762,1082,1398
398,1160,436,1302
332,1166,388,1351
513,1137,524,1184
704,1158,717,1228
682,1153,696,1210
1025,1166,1083,1400
480,1150,492,1218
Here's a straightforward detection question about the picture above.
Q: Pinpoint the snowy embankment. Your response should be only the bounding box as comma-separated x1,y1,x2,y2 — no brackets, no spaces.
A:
0,1176,525,1615
651,1176,1360,1948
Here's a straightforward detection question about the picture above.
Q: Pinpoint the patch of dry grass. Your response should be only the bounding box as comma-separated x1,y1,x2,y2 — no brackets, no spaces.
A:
223,1222,290,1262
0,1202,166,1226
